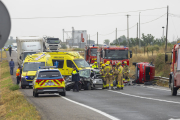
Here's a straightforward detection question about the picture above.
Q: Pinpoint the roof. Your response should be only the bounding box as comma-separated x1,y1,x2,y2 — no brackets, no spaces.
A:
38,69,59,72
24,53,50,62
16,36,43,41
48,51,83,59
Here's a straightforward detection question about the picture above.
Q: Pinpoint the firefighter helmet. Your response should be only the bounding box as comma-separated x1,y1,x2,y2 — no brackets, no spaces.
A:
124,61,127,64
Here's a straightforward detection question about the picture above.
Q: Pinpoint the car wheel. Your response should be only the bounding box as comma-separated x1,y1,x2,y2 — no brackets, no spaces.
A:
171,79,178,96
78,84,82,90
33,91,35,97
34,92,38,97
59,91,66,96
86,82,91,90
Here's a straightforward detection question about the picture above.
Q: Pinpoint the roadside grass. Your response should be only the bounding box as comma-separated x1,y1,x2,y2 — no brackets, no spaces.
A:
0,52,40,120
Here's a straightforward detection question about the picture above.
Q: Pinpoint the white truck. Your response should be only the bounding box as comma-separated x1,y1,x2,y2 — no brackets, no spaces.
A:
16,37,43,66
12,43,17,51
43,37,61,51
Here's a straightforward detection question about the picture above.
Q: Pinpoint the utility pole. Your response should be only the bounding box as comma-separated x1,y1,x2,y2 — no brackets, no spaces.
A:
137,23,138,46
89,34,90,45
126,14,130,48
72,27,74,47
116,28,117,46
63,29,64,42
139,12,141,47
165,6,169,51
97,32,98,46
162,26,165,45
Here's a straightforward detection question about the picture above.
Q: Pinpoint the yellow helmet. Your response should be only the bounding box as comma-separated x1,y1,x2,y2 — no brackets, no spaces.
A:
118,62,122,65
102,64,105,67
100,62,103,64
94,62,97,64
124,61,127,64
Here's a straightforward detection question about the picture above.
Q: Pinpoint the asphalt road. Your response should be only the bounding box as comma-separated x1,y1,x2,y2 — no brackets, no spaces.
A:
7,51,180,120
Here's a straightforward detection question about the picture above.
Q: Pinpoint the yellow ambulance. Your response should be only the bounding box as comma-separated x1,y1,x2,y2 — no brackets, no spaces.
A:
48,52,90,76
21,53,53,89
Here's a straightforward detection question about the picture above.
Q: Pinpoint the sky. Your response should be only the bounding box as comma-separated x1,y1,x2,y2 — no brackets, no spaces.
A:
2,0,180,44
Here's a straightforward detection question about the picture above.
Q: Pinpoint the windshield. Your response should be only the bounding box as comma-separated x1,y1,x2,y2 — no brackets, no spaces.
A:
23,62,45,71
47,40,60,44
23,52,36,60
79,69,90,78
94,70,100,74
38,71,61,78
105,50,128,60
74,59,90,68
90,48,97,56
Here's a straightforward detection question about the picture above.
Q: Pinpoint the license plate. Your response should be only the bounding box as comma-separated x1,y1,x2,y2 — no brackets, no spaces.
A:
29,83,33,85
45,82,54,86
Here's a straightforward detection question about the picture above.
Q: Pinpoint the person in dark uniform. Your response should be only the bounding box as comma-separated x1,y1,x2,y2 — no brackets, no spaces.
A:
8,46,12,57
72,66,80,92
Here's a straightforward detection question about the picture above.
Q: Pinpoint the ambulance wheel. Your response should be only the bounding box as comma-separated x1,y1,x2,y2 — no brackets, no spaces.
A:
21,85,26,89
59,91,66,96
33,91,38,97
171,80,178,96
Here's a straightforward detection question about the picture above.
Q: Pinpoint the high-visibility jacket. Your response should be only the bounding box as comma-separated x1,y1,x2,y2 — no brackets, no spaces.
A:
92,65,98,69
72,69,80,81
16,68,20,77
123,65,129,73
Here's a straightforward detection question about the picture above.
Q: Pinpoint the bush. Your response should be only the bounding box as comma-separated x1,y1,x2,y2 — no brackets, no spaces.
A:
73,48,85,51
61,44,67,49
9,85,19,91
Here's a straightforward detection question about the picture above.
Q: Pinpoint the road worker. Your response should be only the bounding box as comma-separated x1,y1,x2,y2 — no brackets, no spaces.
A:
100,64,106,89
118,62,124,89
16,66,21,85
123,61,130,82
92,62,98,69
105,61,113,89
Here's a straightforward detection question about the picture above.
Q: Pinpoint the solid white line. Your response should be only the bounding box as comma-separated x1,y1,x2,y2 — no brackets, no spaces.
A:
108,90,180,105
62,96,120,120
141,86,170,91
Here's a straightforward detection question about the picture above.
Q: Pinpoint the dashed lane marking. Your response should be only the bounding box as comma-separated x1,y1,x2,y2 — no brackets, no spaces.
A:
108,90,180,105
61,96,120,120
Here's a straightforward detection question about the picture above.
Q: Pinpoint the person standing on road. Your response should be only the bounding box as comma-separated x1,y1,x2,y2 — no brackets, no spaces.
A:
113,63,120,89
105,61,113,90
16,66,21,85
8,46,12,57
100,64,106,89
72,66,80,92
123,61,130,82
118,62,124,90
9,59,15,75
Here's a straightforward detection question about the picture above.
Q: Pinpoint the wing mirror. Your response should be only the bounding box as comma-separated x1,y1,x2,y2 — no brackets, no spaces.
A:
130,51,132,58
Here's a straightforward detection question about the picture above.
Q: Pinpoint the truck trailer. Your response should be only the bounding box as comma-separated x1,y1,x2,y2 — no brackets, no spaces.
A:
16,36,43,66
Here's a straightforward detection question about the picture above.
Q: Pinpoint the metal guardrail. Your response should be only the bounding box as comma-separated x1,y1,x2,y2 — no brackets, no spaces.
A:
154,76,169,82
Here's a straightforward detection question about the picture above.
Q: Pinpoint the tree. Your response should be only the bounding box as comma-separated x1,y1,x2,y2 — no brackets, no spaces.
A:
104,39,110,45
61,44,67,49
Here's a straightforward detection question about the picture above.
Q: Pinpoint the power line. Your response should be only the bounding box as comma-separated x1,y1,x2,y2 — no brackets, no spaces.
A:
117,24,137,31
99,31,115,36
12,7,166,19
90,34,97,37
141,13,166,24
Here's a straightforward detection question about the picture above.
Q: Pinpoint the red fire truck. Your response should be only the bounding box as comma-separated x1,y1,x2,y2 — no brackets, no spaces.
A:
97,46,132,67
84,45,98,64
165,40,180,96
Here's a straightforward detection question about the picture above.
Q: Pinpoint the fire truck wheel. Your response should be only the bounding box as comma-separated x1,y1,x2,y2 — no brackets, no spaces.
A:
171,80,178,96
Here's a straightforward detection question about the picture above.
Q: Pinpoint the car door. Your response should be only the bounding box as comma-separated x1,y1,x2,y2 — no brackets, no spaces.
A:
52,60,64,75
65,60,76,76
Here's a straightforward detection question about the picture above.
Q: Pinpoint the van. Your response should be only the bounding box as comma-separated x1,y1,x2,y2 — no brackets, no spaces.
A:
21,53,53,89
48,52,90,76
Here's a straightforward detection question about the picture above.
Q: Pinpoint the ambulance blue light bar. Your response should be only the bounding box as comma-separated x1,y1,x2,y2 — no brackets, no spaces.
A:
39,66,57,69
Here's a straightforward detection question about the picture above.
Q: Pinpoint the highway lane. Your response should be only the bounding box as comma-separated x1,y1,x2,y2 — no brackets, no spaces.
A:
7,51,180,120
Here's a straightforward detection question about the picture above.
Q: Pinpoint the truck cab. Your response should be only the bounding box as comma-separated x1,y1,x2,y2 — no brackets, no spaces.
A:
97,46,132,67
165,40,180,96
43,37,61,51
84,45,98,64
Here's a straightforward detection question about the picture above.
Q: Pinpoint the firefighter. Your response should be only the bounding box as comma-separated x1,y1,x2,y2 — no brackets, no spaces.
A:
92,62,98,69
105,61,113,89
100,64,106,89
16,66,21,85
113,63,119,89
123,61,130,82
100,62,103,68
118,62,124,89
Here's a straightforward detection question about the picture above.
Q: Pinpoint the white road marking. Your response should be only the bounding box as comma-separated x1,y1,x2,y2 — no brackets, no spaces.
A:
141,86,180,93
169,118,180,120
108,90,180,105
62,96,120,120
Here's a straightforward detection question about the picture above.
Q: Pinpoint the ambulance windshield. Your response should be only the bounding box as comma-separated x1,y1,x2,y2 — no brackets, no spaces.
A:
74,59,90,68
90,48,97,56
23,62,45,71
105,50,128,60
24,52,36,60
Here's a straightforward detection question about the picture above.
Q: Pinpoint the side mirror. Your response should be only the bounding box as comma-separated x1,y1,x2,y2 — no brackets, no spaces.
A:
165,54,168,62
130,51,132,58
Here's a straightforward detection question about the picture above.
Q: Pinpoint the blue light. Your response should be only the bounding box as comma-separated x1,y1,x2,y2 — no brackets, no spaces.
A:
124,46,126,48
25,76,28,79
93,45,94,47
39,67,41,69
